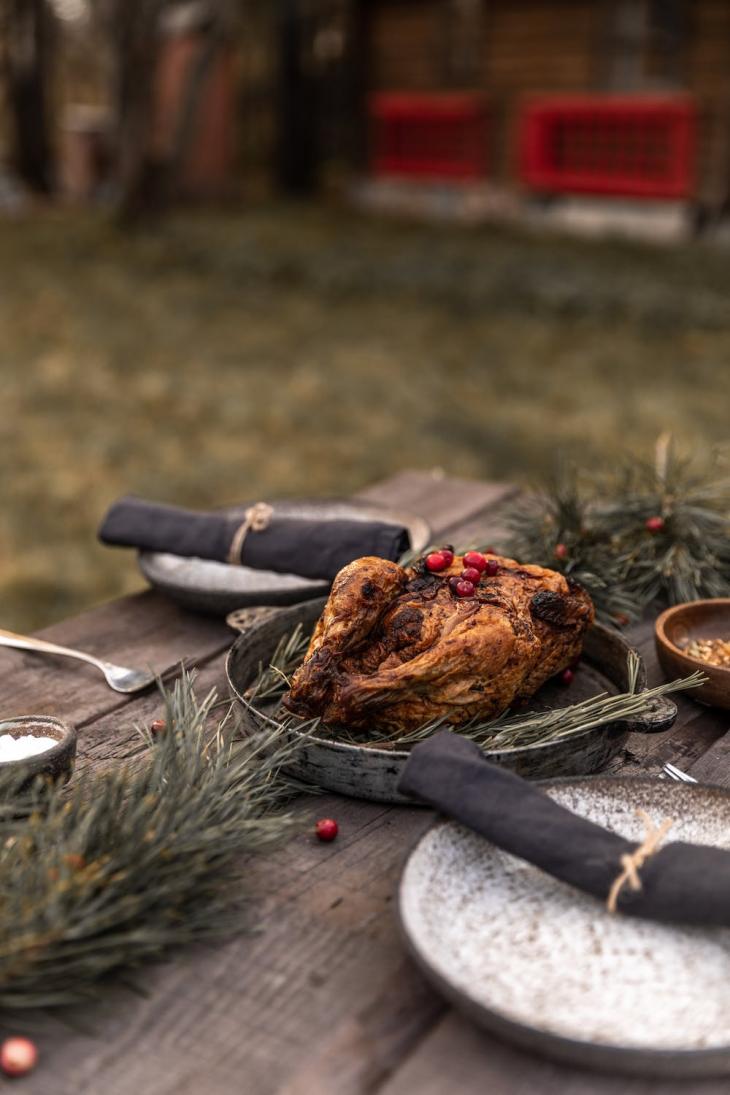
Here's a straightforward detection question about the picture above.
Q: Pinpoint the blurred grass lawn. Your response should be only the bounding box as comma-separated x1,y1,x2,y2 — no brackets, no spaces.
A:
1,203,729,631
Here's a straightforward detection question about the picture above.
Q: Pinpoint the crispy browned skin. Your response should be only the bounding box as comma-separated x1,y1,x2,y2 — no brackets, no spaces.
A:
284,553,595,733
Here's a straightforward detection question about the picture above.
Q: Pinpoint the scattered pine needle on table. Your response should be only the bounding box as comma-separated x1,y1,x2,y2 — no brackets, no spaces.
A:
0,670,303,1016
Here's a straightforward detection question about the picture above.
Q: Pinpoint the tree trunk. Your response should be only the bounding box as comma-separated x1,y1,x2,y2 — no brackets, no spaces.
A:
103,0,227,223
275,0,318,195
109,0,165,223
1,0,55,194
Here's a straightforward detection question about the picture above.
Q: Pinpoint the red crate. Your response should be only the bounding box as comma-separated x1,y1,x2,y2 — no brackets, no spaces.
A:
370,93,487,181
520,96,695,200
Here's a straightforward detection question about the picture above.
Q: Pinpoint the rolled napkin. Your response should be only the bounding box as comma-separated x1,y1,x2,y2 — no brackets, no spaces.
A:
398,730,730,926
98,496,410,582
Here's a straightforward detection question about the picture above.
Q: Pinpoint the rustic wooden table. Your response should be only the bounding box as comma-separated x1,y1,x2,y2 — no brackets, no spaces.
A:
2,471,729,1095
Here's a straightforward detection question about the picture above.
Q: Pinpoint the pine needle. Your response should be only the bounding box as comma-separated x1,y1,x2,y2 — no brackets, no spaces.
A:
0,670,303,1015
504,439,730,624
250,628,705,754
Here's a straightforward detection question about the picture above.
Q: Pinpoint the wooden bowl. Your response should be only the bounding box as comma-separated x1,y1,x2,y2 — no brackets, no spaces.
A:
0,716,77,788
655,599,730,709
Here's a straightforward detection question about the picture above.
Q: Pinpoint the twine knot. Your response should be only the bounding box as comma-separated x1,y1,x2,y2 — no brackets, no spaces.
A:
606,808,674,915
227,503,274,564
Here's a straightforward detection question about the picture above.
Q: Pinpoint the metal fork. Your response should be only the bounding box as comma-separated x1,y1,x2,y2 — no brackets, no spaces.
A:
0,628,156,694
661,761,698,784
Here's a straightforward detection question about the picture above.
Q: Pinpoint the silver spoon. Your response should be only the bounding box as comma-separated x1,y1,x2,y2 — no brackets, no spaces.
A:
0,628,156,694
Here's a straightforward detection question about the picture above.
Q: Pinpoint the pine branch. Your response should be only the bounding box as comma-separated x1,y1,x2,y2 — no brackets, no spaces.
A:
0,670,302,1015
504,439,730,624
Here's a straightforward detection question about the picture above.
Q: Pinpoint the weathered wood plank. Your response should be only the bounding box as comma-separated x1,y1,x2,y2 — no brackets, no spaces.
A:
4,472,727,1095
277,958,445,1095
0,591,231,727
376,1012,730,1095
356,470,518,540
13,471,497,1093
687,727,730,787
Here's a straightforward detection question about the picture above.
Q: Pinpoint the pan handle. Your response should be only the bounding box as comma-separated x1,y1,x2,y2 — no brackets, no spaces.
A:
629,695,677,734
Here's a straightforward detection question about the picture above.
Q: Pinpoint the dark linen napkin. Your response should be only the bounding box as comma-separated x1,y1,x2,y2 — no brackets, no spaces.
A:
98,496,410,581
398,730,730,926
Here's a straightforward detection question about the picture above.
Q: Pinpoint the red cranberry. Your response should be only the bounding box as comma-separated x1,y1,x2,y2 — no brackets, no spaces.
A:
439,548,454,567
315,818,338,842
455,580,475,598
485,559,499,577
1,1037,37,1077
150,719,166,735
560,668,574,686
448,576,462,594
463,552,487,572
425,552,448,572
554,542,568,561
645,516,665,533
460,566,481,584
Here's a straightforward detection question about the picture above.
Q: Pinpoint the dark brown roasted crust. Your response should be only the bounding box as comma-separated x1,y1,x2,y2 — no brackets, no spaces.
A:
284,553,595,734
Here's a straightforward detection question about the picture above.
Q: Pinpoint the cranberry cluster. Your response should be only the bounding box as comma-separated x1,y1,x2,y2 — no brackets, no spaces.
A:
424,549,498,599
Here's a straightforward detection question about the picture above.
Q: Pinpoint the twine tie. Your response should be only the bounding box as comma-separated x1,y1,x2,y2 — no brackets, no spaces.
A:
227,503,274,564
606,808,674,915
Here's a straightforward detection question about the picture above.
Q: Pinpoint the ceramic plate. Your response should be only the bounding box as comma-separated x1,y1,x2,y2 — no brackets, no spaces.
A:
399,777,730,1077
138,500,430,615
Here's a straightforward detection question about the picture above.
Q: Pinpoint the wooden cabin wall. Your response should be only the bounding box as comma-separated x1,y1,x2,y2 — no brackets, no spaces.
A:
687,0,730,209
483,1,601,184
370,0,443,90
365,0,730,206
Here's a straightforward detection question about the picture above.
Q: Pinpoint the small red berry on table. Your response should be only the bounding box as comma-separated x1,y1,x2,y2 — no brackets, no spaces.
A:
485,559,499,577
463,552,487,572
560,668,574,686
1,1037,38,1077
150,719,166,735
315,818,338,842
554,543,568,561
645,516,665,534
425,552,448,573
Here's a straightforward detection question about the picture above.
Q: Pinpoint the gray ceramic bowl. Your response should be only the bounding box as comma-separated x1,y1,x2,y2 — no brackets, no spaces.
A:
139,500,430,615
0,716,77,788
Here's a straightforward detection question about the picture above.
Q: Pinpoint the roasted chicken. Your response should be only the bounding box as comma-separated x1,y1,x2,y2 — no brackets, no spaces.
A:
284,552,595,734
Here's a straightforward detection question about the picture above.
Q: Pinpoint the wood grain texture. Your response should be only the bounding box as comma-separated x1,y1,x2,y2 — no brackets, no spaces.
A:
0,591,231,728
377,1012,730,1095
4,472,725,1095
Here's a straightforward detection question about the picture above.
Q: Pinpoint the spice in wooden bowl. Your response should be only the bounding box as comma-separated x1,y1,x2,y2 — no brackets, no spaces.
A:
684,638,730,668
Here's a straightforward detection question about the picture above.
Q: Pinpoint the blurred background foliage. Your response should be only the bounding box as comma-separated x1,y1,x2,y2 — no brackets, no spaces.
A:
2,204,729,630
0,1,728,630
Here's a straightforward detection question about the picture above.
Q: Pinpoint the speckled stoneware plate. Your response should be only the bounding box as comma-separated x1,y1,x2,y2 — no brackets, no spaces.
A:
226,599,676,803
399,777,730,1078
138,500,429,616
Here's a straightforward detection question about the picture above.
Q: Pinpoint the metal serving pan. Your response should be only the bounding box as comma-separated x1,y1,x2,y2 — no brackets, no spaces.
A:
226,598,676,803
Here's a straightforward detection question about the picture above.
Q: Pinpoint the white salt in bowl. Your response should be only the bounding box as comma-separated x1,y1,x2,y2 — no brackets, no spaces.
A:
0,716,76,787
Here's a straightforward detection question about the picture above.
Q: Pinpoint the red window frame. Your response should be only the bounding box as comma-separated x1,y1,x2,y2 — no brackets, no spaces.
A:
520,96,696,200
370,93,488,182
